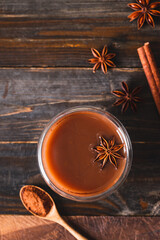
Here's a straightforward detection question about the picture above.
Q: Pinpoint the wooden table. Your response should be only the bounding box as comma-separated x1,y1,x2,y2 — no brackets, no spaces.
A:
0,0,160,239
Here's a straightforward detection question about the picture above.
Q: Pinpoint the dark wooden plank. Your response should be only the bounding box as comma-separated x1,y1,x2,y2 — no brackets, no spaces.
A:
0,0,134,16
1,215,160,240
0,19,159,68
0,68,159,142
0,142,160,216
0,0,160,67
0,68,159,215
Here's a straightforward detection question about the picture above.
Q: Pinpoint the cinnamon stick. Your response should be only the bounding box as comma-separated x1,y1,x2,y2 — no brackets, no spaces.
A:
144,42,160,94
137,43,160,115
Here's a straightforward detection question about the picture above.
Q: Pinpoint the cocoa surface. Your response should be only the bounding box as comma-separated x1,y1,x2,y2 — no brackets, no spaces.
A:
21,186,53,217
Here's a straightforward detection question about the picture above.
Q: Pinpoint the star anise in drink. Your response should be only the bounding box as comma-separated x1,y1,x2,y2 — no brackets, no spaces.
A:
94,136,124,169
88,45,116,74
128,0,160,29
112,82,142,112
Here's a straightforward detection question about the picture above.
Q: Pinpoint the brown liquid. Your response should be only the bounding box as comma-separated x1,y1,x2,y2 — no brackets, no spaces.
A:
42,111,126,196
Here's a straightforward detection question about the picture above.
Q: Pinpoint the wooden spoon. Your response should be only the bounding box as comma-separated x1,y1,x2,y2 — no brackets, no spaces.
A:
20,185,87,240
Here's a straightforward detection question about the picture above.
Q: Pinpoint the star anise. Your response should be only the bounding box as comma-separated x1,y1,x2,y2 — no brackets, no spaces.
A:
112,82,142,112
88,45,116,74
128,0,160,29
94,136,124,169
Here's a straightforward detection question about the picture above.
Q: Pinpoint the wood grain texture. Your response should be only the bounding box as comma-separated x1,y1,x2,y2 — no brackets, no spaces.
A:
0,215,160,240
0,1,137,16
0,68,160,215
0,1,160,67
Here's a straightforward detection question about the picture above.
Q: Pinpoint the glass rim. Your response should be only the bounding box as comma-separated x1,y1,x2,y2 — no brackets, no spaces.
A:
37,106,133,202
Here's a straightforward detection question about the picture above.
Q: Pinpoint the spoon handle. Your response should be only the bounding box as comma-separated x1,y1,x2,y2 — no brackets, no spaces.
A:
52,214,88,240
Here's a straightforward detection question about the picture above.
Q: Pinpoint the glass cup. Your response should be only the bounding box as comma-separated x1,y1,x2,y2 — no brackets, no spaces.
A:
38,106,133,202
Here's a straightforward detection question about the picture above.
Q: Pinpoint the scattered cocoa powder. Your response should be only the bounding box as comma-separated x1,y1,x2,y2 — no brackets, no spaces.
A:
21,186,53,217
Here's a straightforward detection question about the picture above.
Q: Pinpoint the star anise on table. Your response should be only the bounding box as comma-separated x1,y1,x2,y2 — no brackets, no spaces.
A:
88,45,116,74
94,136,124,169
128,0,160,29
112,82,142,112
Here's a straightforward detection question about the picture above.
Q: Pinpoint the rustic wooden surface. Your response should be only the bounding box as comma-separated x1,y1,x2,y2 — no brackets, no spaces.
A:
0,0,160,218
0,215,160,240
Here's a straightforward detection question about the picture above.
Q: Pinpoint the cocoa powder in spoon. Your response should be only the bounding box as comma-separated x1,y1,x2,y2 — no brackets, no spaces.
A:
21,185,53,217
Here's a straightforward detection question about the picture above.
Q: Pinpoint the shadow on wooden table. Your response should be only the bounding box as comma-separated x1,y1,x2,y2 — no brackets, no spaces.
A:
1,215,160,240
1,221,90,240
1,216,92,240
